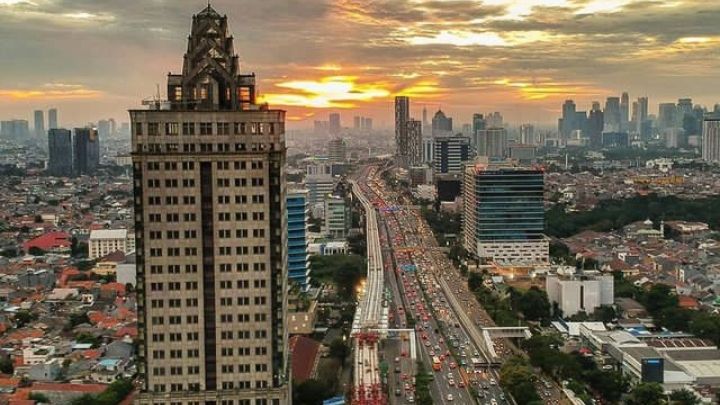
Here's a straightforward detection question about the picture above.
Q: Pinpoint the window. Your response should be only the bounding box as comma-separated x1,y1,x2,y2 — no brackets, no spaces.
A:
165,122,179,136
200,122,213,135
182,122,195,135
234,122,246,135
182,161,195,170
148,122,159,136
135,122,143,136
218,122,230,135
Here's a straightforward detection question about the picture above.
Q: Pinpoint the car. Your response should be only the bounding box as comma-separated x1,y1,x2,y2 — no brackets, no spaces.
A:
394,366,401,373
499,393,505,400
424,340,431,347
429,350,435,356
447,373,453,380
406,394,415,403
404,383,410,391
490,378,496,385
447,394,454,401
394,388,401,396
490,399,497,405
448,379,455,386
458,380,465,388
449,362,457,369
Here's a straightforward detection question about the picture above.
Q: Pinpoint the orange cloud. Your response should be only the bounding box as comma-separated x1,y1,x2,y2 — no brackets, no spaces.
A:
260,76,391,108
0,84,102,100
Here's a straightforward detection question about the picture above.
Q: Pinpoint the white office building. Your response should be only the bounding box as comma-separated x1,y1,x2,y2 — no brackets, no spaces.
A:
546,272,614,317
88,229,135,259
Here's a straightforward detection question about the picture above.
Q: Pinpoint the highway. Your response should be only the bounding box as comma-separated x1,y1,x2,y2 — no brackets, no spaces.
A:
356,166,508,404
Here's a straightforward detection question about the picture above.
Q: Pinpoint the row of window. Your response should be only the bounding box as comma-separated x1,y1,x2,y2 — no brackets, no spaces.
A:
151,383,275,398
217,177,265,187
138,142,276,154
149,281,198,291
151,346,267,360
147,263,266,275
144,160,264,171
160,399,276,405
150,329,268,342
136,122,280,137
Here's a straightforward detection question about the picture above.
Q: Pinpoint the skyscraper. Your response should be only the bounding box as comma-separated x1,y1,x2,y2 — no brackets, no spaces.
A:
353,116,361,130
620,92,629,132
702,113,720,164
407,119,423,166
0,120,29,140
588,102,604,148
431,109,452,137
636,97,649,136
434,134,470,176
520,124,536,145
328,137,347,162
287,189,310,291
474,128,508,159
73,128,100,176
559,100,576,142
395,96,410,165
329,113,341,135
48,108,58,130
33,110,45,138
471,113,487,148
604,97,621,132
47,129,73,177
658,103,678,131
97,119,111,139
462,161,548,264
130,5,289,403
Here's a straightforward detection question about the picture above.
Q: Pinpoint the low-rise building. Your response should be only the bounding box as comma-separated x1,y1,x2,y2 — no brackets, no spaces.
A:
88,229,134,259
546,271,614,317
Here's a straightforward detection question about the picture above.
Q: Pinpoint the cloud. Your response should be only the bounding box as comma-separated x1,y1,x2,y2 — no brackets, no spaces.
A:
0,83,102,100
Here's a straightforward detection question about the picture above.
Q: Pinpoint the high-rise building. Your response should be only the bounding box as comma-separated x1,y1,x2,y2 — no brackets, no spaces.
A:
73,128,100,176
48,108,58,130
472,114,487,147
97,119,111,139
474,128,507,159
462,161,548,264
431,109,453,137
130,5,289,403
604,97,621,133
33,110,45,138
559,100,577,142
0,120,30,140
620,92,630,132
520,124,536,145
407,119,423,166
362,117,373,131
329,113,341,135
658,103,677,131
324,195,349,239
433,135,470,176
487,112,503,128
353,116,361,130
588,102,604,147
287,189,310,291
305,162,334,205
47,129,73,177
109,118,117,137
395,96,410,165
328,137,347,162
702,113,720,164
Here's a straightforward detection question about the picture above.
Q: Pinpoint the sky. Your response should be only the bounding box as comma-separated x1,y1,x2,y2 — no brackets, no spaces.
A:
1,0,720,128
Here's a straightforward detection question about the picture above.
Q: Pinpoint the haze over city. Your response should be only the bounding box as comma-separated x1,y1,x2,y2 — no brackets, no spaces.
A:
2,0,720,127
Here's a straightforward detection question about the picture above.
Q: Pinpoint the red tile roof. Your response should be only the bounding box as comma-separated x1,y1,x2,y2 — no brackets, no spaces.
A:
32,383,107,393
21,232,71,252
289,335,320,383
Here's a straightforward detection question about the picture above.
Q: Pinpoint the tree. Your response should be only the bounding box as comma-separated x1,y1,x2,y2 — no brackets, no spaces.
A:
593,305,617,323
515,287,551,322
328,338,349,367
14,310,36,328
28,246,46,256
689,313,720,346
670,388,700,405
293,379,330,405
499,356,541,404
29,393,50,403
627,382,665,405
468,272,483,291
0,356,13,375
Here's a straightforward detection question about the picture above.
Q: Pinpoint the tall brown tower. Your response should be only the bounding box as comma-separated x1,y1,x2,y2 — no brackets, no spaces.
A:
131,5,289,404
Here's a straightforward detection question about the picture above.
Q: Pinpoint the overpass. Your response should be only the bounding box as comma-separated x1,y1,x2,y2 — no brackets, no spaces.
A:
480,326,532,359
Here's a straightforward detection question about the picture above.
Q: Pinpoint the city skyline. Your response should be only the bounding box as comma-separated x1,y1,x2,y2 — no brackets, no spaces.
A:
1,0,720,126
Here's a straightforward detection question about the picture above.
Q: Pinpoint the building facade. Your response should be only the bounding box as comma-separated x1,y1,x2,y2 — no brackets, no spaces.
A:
406,119,423,166
546,272,614,317
327,138,346,162
702,113,720,163
394,96,410,166
47,129,73,177
89,229,134,260
48,108,58,130
433,135,470,176
287,190,310,291
34,110,45,138
462,162,548,264
474,128,508,159
73,128,100,176
324,196,349,240
131,5,289,403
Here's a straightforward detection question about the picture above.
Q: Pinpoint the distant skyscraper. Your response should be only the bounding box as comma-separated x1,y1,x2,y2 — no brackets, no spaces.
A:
73,128,100,176
328,137,347,162
0,120,30,140
97,119,111,139
431,109,452,137
131,5,289,403
434,135,470,176
47,129,73,177
487,112,503,128
407,119,423,166
559,100,577,142
677,98,693,127
422,106,428,126
33,110,45,138
109,118,117,137
588,102,604,148
329,113,341,135
637,97,649,138
395,96,410,165
287,189,311,291
475,128,508,159
604,97,621,132
362,117,373,131
658,103,678,131
520,124,536,145
703,113,720,163
353,116,361,130
48,108,58,130
620,92,630,132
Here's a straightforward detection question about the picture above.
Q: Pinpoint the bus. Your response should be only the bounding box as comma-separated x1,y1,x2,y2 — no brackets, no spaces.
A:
432,356,442,371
